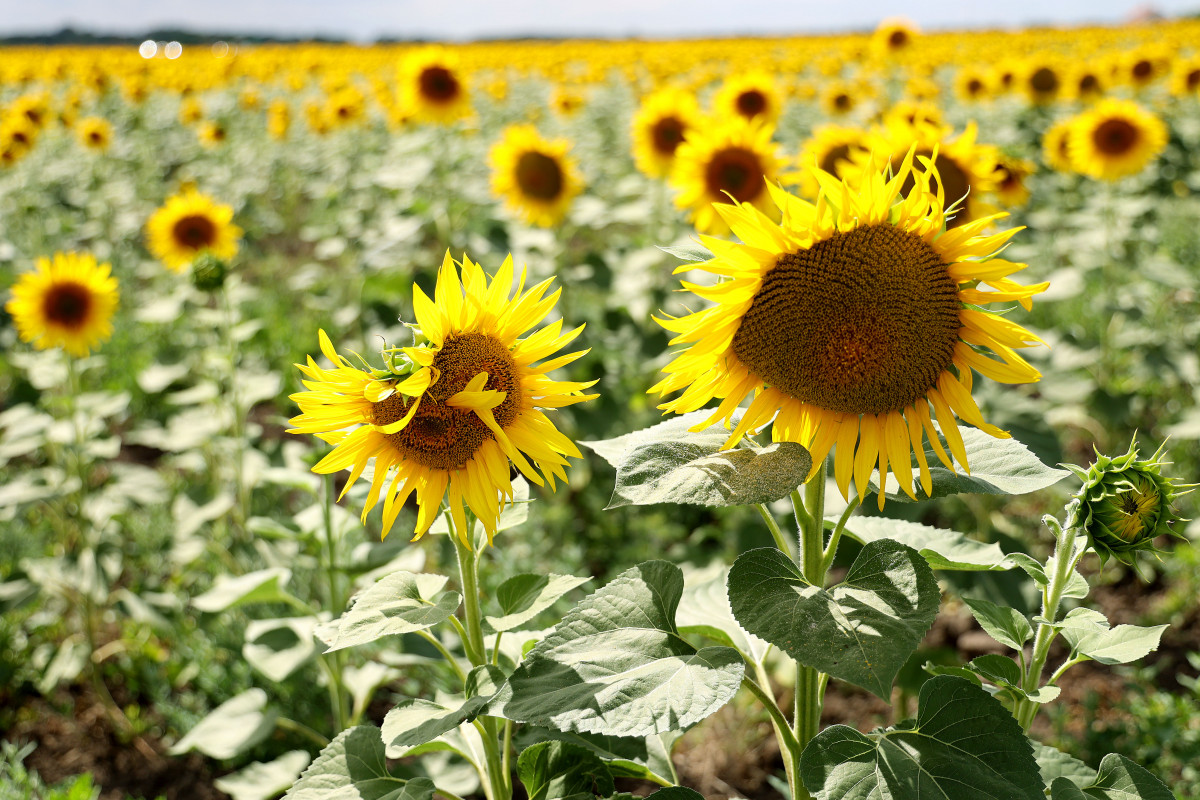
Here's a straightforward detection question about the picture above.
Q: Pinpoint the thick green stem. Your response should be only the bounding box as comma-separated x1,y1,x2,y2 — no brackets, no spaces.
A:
321,475,350,731
1017,518,1080,731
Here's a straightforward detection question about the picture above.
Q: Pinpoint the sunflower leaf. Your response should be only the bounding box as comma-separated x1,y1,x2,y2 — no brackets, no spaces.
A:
484,573,591,633
284,726,435,800
579,409,743,467
841,516,1015,572
325,571,461,653
798,676,1044,800
728,541,940,700
874,425,1069,502
487,561,744,736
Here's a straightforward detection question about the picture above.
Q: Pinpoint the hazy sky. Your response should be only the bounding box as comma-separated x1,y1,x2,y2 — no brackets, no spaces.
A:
2,0,1197,40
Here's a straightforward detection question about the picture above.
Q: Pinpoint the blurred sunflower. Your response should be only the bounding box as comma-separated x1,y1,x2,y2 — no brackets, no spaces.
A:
652,150,1046,506
0,115,38,156
819,81,863,117
197,120,227,148
1042,117,1075,173
784,124,868,198
146,189,242,272
1067,99,1167,181
551,84,587,117
1123,49,1166,89
884,99,944,129
1067,66,1106,102
267,100,290,139
1169,58,1200,98
179,97,204,125
489,124,581,228
399,45,471,124
669,117,781,236
76,116,113,152
871,18,919,59
953,68,992,103
713,71,783,126
1022,61,1063,106
6,252,119,357
325,86,367,128
631,86,702,179
289,253,597,544
992,155,1036,208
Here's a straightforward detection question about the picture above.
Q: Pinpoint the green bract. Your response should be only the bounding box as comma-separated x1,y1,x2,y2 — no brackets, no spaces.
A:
190,252,229,291
1068,439,1191,567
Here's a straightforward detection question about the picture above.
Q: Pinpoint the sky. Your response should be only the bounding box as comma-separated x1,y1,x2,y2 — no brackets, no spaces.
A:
1,0,1197,41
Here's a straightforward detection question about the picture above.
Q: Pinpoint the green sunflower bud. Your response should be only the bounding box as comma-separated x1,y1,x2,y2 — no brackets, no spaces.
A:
1068,438,1192,567
190,252,228,291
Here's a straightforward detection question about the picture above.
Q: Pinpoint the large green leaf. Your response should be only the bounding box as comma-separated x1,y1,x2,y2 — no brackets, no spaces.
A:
1033,742,1096,790
170,689,277,760
603,433,812,509
192,568,292,613
517,741,616,800
728,541,939,699
1061,620,1168,666
874,426,1069,503
243,616,321,682
799,676,1043,800
485,574,591,633
579,410,743,467
325,571,461,653
285,726,436,800
381,694,491,752
1049,754,1174,800
532,730,679,786
843,517,1014,572
489,561,744,736
676,565,769,664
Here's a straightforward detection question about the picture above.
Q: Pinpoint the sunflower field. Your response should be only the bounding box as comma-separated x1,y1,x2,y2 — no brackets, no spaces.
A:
3,16,1200,800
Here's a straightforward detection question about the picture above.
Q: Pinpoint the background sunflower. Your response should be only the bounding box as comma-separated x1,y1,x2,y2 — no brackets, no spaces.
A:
5,252,119,357
488,124,582,227
145,189,241,272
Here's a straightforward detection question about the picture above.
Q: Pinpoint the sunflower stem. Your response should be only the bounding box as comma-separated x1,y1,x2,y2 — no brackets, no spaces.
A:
757,503,793,559
1016,512,1082,731
321,474,351,732
219,284,249,539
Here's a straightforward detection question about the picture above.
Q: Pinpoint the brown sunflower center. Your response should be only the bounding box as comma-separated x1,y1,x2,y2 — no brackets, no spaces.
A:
1132,59,1153,80
89,131,103,143
899,150,971,228
888,29,909,48
172,214,218,250
736,90,767,118
730,224,960,416
651,116,686,156
705,146,764,202
372,332,523,471
818,144,852,177
419,66,461,103
833,93,852,112
1186,69,1200,91
1092,118,1139,156
42,282,92,328
1079,74,1100,93
967,79,984,96
1030,67,1059,94
515,151,564,201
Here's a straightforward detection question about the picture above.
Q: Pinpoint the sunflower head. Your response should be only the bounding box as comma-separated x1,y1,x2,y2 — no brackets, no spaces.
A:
872,18,919,59
631,86,702,179
992,155,1036,208
398,45,471,124
197,120,228,148
713,71,783,126
1022,62,1063,105
267,100,291,139
145,189,242,273
652,147,1047,507
1066,99,1168,182
784,124,869,198
489,124,582,228
669,116,781,236
288,252,597,545
1042,117,1075,174
5,252,119,357
1069,439,1192,568
76,116,113,152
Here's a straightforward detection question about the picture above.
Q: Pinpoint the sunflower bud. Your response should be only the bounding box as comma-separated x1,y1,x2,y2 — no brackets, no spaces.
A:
1069,439,1191,567
190,252,227,291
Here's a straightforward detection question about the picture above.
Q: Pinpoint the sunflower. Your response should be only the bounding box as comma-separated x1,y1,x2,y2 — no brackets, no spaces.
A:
5,252,119,357
1066,99,1167,181
1041,117,1075,174
845,119,999,229
1,115,38,160
953,68,992,103
1022,61,1064,106
398,45,471,124
670,117,781,236
179,97,204,125
267,100,290,139
712,71,783,126
325,86,367,128
288,252,596,544
489,124,582,228
1066,66,1106,102
551,84,587,117
630,86,702,179
819,81,864,117
1123,49,1166,89
197,120,227,148
76,116,113,152
145,189,242,272
871,18,919,60
992,155,1036,208
784,124,868,198
1170,57,1200,98
652,150,1047,507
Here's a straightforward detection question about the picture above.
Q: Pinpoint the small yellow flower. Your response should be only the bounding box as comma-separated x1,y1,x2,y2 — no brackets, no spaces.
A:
6,252,119,357
145,190,242,272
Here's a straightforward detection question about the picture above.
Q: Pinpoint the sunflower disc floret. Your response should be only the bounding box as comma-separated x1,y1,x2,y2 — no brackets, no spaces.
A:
653,148,1048,507
1068,439,1192,567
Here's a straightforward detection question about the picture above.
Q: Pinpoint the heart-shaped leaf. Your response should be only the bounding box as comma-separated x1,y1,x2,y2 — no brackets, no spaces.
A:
844,516,1014,572
192,568,292,613
728,541,939,699
962,596,1034,650
489,561,743,736
485,574,591,633
170,689,277,760
285,726,436,800
325,571,461,653
799,675,1043,800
